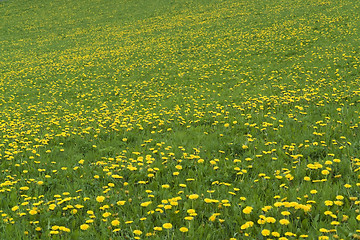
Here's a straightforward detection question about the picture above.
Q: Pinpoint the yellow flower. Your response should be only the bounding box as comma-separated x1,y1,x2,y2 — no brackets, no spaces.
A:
140,201,152,207
272,232,280,237
59,227,70,232
117,201,126,205
188,194,199,200
133,230,142,235
102,212,111,218
96,196,105,203
321,170,329,175
281,211,290,216
242,206,253,214
180,227,188,232
29,209,37,215
80,224,90,230
265,217,276,223
209,215,217,222
261,229,270,236
11,206,19,211
163,223,173,229
154,227,162,231
111,220,120,226
240,221,254,229
279,219,290,225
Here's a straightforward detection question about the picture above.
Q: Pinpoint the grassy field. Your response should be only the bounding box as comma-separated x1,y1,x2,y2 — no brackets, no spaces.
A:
1,0,360,239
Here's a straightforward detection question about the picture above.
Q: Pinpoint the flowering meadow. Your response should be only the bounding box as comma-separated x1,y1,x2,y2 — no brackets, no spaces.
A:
1,0,360,239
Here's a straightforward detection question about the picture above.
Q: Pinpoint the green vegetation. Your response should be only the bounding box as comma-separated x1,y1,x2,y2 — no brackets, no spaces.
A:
1,0,360,239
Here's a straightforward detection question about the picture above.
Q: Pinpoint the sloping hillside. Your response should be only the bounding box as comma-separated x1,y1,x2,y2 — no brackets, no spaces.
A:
1,0,360,239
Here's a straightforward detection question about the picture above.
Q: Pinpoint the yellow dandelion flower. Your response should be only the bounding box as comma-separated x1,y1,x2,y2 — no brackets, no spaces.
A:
133,230,142,235
279,219,290,225
163,223,173,229
188,194,199,200
261,229,270,236
180,227,188,232
96,196,105,203
29,209,37,215
80,224,90,230
242,206,253,214
111,220,120,226
11,206,19,211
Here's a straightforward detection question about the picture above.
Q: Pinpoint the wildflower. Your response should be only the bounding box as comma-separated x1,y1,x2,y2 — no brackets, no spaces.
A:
133,230,142,235
111,220,120,226
140,201,152,207
11,206,19,211
272,232,280,237
265,217,276,223
163,223,173,229
29,209,37,215
188,194,199,200
80,224,89,230
279,219,290,225
96,196,105,202
242,206,253,214
102,212,111,218
261,229,270,236
180,227,188,232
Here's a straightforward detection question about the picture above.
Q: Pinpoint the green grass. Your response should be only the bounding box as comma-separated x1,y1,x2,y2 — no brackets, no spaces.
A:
1,0,360,239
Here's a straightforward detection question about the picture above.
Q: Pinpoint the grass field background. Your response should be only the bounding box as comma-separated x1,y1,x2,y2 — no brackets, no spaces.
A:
1,0,360,239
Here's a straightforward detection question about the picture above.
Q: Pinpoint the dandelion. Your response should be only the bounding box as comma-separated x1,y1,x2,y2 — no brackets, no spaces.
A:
111,220,120,226
242,206,253,214
188,194,199,200
261,229,270,236
96,196,105,203
163,223,173,229
102,212,111,218
11,206,19,211
80,224,89,230
133,230,142,235
140,201,152,207
180,227,189,232
29,209,37,215
279,219,290,225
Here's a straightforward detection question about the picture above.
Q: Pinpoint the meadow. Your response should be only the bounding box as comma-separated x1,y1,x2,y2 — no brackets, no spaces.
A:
0,0,360,239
